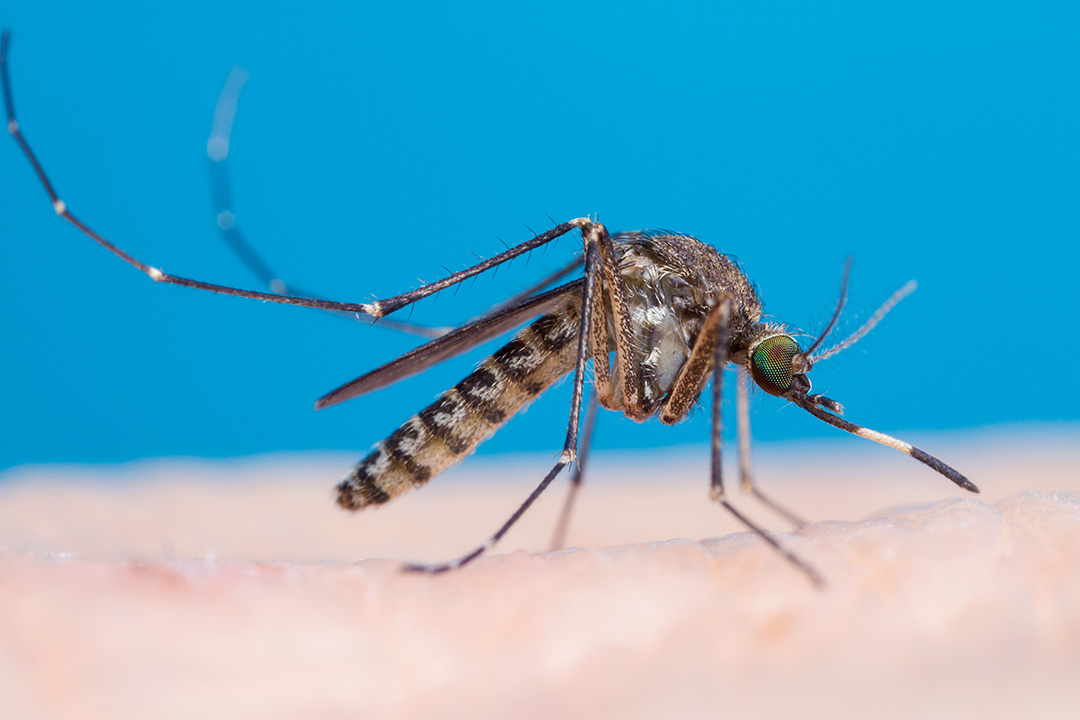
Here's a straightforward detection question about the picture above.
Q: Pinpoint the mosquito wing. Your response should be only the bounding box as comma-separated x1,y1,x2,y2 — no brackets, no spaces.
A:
315,278,585,409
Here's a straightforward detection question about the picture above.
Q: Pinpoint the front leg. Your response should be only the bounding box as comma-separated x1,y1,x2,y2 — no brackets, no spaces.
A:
658,295,823,587
403,233,605,572
588,270,620,412
574,219,650,420
658,294,734,425
736,366,809,528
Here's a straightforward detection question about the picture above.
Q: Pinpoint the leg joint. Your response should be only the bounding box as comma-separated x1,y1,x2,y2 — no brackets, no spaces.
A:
570,216,609,244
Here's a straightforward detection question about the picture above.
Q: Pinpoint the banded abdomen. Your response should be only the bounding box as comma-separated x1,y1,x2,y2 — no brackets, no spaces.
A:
336,294,582,510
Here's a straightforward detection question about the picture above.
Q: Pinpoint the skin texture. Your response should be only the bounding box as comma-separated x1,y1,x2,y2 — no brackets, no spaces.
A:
1,428,1078,720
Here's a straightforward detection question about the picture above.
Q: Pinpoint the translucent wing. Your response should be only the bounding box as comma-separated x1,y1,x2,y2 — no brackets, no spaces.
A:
315,279,584,409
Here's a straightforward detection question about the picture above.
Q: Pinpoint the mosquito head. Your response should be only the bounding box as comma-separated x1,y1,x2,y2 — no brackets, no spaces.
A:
743,264,976,495
745,256,854,410
746,331,851,420
748,273,918,409
746,257,853,399
747,333,811,397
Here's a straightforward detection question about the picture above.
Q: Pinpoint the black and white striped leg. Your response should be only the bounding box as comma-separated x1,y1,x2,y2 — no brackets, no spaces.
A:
4,33,600,322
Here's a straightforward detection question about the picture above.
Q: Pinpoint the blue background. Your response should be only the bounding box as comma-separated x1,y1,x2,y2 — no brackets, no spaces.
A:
2,1,1077,469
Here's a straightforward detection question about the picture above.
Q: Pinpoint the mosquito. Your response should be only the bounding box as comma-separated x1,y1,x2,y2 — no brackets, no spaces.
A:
2,33,977,584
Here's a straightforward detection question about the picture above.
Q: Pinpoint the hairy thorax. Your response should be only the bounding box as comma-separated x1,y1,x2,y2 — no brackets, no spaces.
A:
605,231,763,418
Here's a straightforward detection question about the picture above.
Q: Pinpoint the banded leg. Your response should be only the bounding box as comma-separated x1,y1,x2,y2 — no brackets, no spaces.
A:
2,41,585,316
735,366,809,528
4,34,611,340
549,392,600,552
403,224,606,573
659,295,823,587
3,34,599,323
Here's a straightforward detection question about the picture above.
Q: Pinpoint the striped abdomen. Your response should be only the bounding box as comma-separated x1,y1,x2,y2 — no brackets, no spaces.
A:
336,296,582,510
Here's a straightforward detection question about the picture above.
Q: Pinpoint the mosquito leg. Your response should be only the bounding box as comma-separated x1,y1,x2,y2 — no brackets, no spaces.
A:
365,221,587,319
205,67,450,339
708,299,824,588
591,227,648,419
1,34,357,312
3,32,587,319
707,297,733,500
549,392,600,552
207,67,270,285
209,67,581,337
736,365,753,487
658,294,822,586
403,231,604,573
658,293,732,425
735,366,809,528
588,285,619,415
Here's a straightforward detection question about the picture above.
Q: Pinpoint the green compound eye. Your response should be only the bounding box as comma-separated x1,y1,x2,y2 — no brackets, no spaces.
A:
750,335,801,396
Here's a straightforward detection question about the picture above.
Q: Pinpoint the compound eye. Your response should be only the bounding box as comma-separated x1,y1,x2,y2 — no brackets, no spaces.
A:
750,336,801,396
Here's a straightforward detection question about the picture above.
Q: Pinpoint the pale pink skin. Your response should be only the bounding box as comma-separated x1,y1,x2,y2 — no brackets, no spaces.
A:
2,429,1078,720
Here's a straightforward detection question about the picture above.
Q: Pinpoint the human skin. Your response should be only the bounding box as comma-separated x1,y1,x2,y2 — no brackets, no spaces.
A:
1,430,1078,720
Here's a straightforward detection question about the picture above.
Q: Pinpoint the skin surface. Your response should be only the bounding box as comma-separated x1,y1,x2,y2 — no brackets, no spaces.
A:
1,427,1078,720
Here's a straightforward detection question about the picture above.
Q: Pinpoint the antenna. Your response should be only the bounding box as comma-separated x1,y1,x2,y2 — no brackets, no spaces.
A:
803,257,852,357
811,280,917,363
